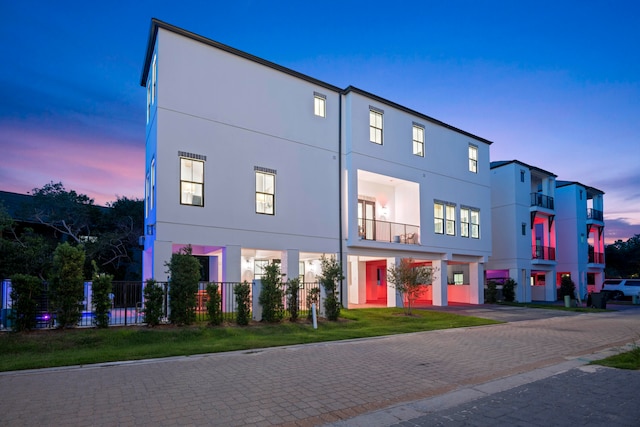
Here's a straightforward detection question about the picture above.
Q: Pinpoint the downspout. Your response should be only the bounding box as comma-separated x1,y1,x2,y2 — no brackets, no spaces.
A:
338,91,344,307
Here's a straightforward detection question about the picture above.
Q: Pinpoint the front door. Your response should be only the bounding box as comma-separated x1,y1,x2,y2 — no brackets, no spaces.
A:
366,260,387,304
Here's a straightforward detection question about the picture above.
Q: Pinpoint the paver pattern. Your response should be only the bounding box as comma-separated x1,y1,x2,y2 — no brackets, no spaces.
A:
1,306,639,426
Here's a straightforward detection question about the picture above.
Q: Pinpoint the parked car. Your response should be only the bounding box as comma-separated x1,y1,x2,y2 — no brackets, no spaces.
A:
601,279,640,300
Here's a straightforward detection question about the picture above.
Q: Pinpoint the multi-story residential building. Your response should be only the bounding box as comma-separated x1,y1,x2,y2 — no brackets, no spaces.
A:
555,181,605,299
488,161,558,302
140,19,493,307
488,161,605,303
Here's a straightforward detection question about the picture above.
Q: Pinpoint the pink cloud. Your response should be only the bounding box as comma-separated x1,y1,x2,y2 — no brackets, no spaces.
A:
0,125,143,206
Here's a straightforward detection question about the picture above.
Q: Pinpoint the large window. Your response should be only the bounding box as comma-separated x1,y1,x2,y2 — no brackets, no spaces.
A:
314,92,326,117
256,169,275,215
460,208,470,237
434,202,444,234
470,209,480,238
469,144,478,173
180,157,204,206
370,109,383,144
413,124,424,156
446,204,456,236
254,260,269,280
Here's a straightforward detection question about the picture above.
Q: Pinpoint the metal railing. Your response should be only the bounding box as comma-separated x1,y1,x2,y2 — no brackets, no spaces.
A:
588,249,604,264
587,208,603,221
358,218,420,244
532,245,556,260
530,193,554,210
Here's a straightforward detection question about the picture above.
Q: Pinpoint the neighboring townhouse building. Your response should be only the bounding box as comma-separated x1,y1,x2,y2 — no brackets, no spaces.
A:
140,19,493,307
487,161,558,302
555,181,605,299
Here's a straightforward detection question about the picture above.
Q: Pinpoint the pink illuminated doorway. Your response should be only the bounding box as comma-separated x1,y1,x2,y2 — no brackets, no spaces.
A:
366,260,387,304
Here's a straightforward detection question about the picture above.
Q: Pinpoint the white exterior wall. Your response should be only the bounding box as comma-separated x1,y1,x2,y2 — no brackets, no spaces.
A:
144,28,340,281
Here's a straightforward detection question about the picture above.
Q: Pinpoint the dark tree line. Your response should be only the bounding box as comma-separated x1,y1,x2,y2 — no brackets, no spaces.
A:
605,234,640,278
0,182,143,281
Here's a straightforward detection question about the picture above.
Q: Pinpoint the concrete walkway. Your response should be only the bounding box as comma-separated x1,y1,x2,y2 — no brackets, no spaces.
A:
1,305,639,426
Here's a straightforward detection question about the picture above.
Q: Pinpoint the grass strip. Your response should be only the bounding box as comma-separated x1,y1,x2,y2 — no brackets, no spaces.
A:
0,308,498,371
591,347,640,370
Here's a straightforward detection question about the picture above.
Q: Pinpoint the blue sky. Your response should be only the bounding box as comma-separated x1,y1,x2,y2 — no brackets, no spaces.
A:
1,0,638,243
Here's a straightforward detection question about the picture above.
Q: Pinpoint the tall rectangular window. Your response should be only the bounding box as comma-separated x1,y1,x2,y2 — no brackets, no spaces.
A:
460,208,470,237
146,77,151,124
254,260,269,280
413,124,424,157
446,204,456,236
434,202,444,234
370,109,383,144
470,209,480,239
314,92,326,117
469,144,478,173
151,54,157,104
145,172,150,217
256,170,275,215
150,158,156,210
180,157,204,206
520,170,525,182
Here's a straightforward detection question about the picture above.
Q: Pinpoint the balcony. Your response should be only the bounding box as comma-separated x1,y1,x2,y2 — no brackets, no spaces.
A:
358,218,420,245
532,245,556,261
530,193,554,210
588,248,604,264
587,208,603,222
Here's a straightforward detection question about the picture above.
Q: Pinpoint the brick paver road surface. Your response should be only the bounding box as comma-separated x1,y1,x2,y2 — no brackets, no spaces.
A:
1,306,639,426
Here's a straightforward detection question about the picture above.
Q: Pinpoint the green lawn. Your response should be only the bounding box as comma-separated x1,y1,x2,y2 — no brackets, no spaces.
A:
0,308,499,372
592,347,640,370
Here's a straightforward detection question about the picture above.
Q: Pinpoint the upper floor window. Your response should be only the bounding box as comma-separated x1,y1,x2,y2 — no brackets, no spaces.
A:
460,208,470,237
151,54,157,104
150,158,156,210
146,77,151,124
255,167,276,215
470,209,480,239
520,170,525,182
434,202,444,234
180,156,204,206
369,108,383,145
314,92,326,117
413,124,424,157
468,144,478,173
446,204,456,236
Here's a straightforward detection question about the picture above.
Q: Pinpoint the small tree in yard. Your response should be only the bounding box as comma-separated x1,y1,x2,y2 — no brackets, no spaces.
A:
234,281,251,326
259,261,285,323
206,283,222,326
9,274,42,332
502,278,517,303
318,255,344,321
306,287,320,321
387,258,434,315
143,279,165,327
51,242,86,328
559,276,576,299
286,278,300,322
166,245,201,325
91,264,113,328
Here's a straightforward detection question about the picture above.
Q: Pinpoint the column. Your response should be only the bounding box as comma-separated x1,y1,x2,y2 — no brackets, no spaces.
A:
222,245,242,282
432,260,448,306
469,262,485,304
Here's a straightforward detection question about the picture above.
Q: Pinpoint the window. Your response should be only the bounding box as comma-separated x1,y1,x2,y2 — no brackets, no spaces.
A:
314,92,326,117
369,108,383,144
146,77,151,124
520,170,525,182
145,172,150,217
180,157,204,206
256,169,275,215
460,208,470,237
434,202,444,234
470,209,480,239
522,222,527,236
151,54,157,104
254,260,269,280
453,272,464,285
150,158,156,210
446,204,456,236
413,124,424,157
468,144,478,173
299,261,305,283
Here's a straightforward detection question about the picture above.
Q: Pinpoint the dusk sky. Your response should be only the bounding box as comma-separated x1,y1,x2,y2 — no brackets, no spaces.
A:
1,1,638,244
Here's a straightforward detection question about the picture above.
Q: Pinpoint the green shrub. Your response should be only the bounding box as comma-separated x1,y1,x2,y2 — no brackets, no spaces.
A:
560,276,576,298
502,278,517,303
319,255,344,321
286,278,300,322
91,270,113,328
234,281,251,326
51,243,86,328
143,279,164,327
485,281,498,303
258,261,284,323
166,246,201,325
9,274,42,332
306,287,320,321
206,282,222,326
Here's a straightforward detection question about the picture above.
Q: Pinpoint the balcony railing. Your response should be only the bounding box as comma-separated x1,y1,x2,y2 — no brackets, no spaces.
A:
532,245,556,260
587,208,603,221
588,248,604,264
530,193,554,210
358,218,420,244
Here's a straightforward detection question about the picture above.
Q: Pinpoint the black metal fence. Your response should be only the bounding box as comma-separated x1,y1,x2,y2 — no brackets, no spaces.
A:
1,280,321,330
